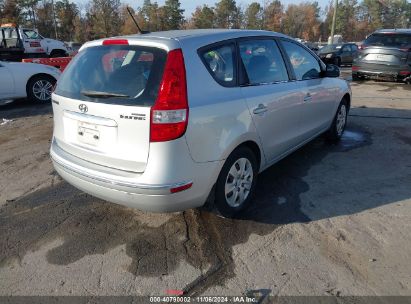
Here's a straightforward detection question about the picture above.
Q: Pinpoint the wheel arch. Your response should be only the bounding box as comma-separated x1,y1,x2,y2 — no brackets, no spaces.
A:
26,73,57,97
342,92,351,111
221,138,264,173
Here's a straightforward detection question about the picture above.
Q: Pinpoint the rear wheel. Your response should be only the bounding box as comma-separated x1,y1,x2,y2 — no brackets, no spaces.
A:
27,75,56,103
352,73,360,81
214,147,258,218
334,57,341,67
50,50,67,58
326,99,348,142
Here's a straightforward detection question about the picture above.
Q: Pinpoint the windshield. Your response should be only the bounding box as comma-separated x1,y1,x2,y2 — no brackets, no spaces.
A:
319,44,342,53
55,45,167,106
364,33,411,48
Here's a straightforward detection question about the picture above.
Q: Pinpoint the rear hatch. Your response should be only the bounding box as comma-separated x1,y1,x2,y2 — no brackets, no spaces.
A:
52,41,167,173
357,32,411,72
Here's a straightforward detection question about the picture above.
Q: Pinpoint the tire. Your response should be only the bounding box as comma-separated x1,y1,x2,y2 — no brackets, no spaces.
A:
326,98,348,142
50,50,67,58
214,146,258,218
334,57,341,67
27,75,56,103
352,73,360,81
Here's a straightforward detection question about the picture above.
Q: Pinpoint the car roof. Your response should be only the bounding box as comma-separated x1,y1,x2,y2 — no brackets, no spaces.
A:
83,29,291,53
374,29,411,34
123,29,287,40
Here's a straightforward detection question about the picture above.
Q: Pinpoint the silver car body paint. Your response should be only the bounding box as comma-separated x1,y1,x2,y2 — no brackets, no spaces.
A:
51,29,351,212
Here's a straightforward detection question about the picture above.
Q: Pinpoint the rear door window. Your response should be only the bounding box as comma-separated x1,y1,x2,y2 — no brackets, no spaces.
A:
55,45,167,106
199,43,237,87
238,39,289,84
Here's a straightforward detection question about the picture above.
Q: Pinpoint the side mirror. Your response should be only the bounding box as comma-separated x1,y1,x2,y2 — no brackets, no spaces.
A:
324,64,340,78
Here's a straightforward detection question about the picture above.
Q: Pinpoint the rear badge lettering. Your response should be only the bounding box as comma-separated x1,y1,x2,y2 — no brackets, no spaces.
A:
120,114,146,121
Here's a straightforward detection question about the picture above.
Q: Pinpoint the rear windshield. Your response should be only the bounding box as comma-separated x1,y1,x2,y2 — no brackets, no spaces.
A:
364,33,411,48
55,45,167,106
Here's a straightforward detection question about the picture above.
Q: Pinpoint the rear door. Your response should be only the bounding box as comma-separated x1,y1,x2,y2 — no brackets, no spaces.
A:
340,44,353,64
53,43,167,173
238,38,304,162
279,39,337,139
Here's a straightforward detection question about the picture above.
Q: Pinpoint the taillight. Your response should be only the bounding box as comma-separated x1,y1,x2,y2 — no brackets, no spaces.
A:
102,39,129,45
352,66,359,71
150,49,188,142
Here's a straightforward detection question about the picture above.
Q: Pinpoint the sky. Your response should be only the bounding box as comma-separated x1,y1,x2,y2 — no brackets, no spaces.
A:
75,0,331,17
158,0,331,16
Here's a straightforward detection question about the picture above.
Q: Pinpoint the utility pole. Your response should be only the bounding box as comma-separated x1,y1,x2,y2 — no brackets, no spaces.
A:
329,0,338,44
51,0,58,39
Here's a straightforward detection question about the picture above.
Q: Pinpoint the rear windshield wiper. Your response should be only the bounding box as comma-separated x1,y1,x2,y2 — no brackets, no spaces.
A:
81,90,130,98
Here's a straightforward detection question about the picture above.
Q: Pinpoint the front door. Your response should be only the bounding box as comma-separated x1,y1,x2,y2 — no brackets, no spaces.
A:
280,39,337,139
21,29,45,55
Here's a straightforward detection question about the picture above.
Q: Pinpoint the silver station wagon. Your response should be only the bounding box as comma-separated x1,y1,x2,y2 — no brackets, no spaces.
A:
51,29,351,217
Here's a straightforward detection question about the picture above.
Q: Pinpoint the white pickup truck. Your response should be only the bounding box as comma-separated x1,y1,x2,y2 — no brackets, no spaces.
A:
0,23,69,61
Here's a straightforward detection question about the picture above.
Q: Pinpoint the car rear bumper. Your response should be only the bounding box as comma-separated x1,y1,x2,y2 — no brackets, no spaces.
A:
353,63,411,80
50,138,222,212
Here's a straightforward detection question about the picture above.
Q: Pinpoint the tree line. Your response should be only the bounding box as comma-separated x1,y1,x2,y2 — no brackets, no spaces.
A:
1,0,410,43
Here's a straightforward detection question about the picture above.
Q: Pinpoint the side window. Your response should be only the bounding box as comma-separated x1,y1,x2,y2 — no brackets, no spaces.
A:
351,44,358,51
342,45,351,52
281,40,321,80
23,30,40,39
239,39,289,84
200,43,236,87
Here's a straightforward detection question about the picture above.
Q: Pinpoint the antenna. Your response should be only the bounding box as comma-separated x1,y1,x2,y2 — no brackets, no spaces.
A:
126,6,149,34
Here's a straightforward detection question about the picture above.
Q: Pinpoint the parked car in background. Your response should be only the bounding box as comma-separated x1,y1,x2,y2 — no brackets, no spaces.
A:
353,29,411,82
0,23,69,61
0,60,60,104
65,42,82,56
318,43,359,66
50,29,351,217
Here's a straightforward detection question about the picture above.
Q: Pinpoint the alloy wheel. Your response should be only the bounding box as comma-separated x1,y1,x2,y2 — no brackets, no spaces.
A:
32,79,53,102
336,104,347,136
225,157,254,208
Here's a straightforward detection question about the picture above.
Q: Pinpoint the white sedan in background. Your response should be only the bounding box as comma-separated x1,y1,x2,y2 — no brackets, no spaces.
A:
0,61,60,105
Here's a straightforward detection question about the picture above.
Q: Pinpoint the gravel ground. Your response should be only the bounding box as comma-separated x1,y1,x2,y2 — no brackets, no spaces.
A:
0,71,410,296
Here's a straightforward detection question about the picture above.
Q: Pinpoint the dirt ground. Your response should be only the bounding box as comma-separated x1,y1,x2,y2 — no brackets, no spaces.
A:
0,69,410,297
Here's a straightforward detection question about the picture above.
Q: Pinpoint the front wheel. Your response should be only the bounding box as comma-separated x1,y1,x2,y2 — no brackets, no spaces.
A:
27,75,56,103
214,147,258,218
326,99,348,142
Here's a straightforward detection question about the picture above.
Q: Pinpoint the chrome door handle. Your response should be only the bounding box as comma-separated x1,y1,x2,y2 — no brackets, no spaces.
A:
253,104,268,115
304,93,312,102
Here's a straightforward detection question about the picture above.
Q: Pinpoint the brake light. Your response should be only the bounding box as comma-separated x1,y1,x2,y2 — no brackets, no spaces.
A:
102,39,129,45
399,71,411,76
150,49,188,142
352,66,359,71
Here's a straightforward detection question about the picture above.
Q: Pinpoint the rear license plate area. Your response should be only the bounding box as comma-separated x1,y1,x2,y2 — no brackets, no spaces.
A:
77,121,100,146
